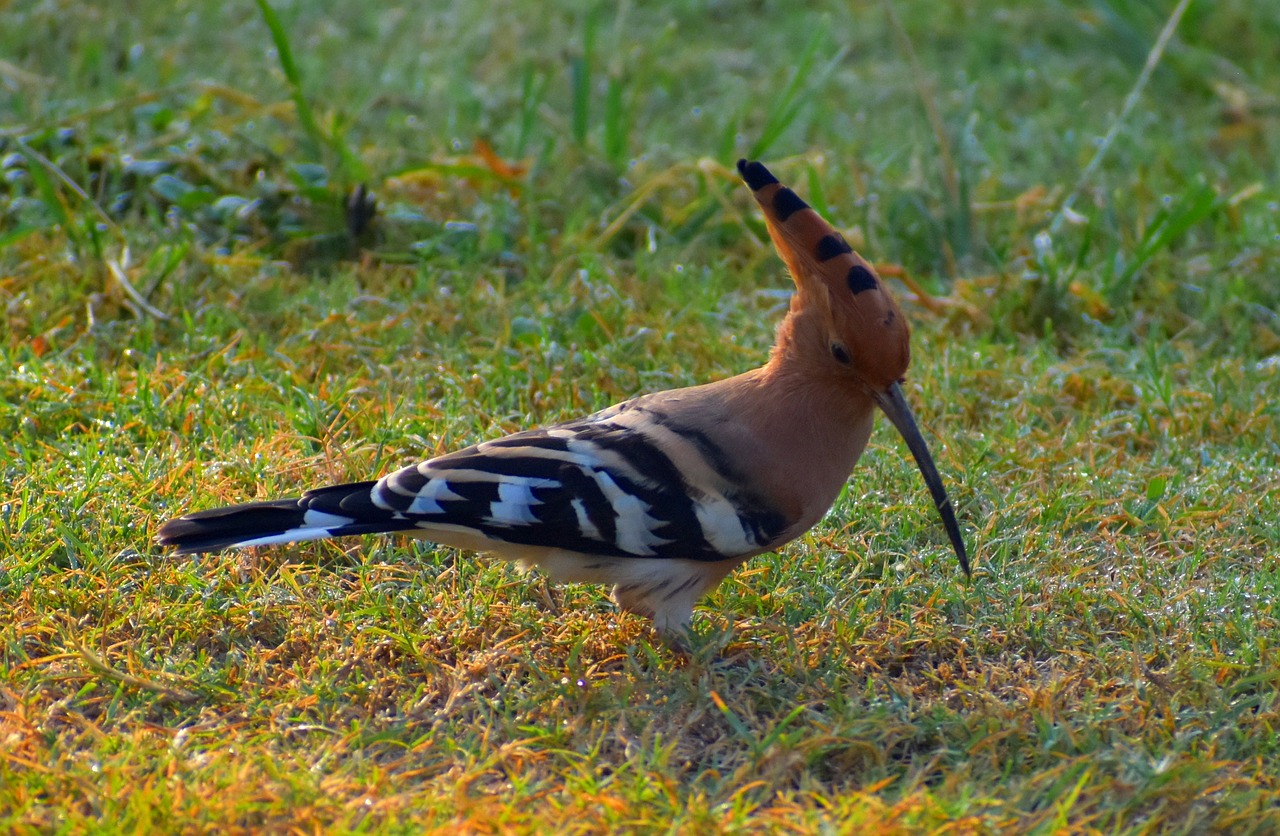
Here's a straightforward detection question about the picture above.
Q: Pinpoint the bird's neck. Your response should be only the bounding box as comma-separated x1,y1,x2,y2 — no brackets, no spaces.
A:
688,308,878,533
758,303,865,417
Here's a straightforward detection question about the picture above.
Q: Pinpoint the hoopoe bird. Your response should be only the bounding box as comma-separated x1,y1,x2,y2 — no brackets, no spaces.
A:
158,160,969,635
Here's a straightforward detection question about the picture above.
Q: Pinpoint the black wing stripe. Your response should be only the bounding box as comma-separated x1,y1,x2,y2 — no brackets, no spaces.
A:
483,433,572,452
630,405,748,485
572,422,722,555
533,465,618,545
300,481,387,519
427,452,572,481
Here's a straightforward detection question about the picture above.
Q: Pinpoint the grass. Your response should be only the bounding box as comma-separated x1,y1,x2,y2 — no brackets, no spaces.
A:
3,0,1280,831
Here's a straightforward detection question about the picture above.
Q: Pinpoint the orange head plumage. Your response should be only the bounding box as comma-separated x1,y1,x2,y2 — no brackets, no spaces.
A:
737,159,909,393
738,159,970,576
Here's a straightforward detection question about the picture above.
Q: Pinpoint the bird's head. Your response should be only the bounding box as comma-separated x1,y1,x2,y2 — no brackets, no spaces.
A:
737,159,909,392
738,159,970,576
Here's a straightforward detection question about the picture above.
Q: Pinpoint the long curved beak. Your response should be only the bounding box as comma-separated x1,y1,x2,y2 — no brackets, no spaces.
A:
873,382,970,576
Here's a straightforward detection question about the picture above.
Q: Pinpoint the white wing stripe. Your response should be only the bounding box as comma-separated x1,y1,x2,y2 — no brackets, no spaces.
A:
302,510,357,528
477,439,595,466
590,468,670,555
488,481,543,526
422,467,558,486
406,479,466,515
570,498,601,541
693,496,757,554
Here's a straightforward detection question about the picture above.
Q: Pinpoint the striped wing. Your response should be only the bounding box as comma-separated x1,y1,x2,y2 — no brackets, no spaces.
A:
373,405,789,562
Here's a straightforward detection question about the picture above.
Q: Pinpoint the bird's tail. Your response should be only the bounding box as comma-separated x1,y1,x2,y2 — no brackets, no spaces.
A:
156,481,407,555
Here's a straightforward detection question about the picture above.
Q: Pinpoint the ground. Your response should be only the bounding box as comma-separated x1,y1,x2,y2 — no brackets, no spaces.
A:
2,0,1279,831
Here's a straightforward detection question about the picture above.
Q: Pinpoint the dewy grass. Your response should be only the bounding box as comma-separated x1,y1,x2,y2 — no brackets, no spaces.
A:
2,0,1279,832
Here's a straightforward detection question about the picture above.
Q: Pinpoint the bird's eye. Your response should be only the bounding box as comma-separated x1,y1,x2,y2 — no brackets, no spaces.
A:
831,343,851,364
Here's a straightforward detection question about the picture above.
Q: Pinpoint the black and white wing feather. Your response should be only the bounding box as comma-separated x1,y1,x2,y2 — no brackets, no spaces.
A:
157,401,790,562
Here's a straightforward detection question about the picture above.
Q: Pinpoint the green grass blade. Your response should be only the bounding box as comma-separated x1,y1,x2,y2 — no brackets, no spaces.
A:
602,75,629,166
570,9,598,147
254,0,366,183
254,0,323,160
16,142,76,242
748,28,840,160
1111,178,1222,303
516,64,551,158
